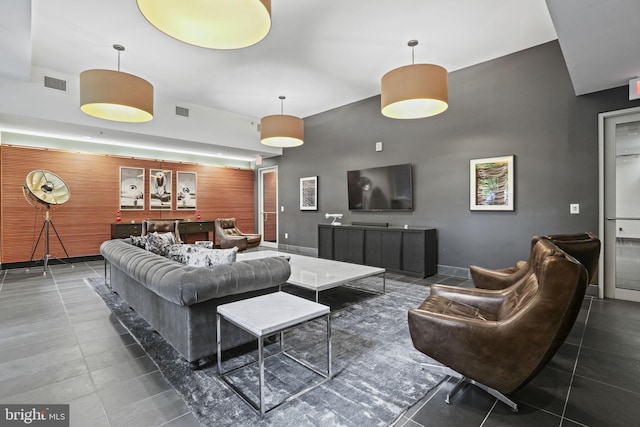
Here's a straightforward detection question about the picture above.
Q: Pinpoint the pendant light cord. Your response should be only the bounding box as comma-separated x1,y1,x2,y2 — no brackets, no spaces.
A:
113,44,125,72
408,40,418,65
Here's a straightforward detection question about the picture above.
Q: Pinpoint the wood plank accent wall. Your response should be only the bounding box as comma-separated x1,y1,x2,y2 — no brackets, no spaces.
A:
0,145,255,264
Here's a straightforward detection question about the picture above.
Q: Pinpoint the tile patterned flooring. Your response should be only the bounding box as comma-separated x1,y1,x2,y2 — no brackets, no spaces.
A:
1,260,639,426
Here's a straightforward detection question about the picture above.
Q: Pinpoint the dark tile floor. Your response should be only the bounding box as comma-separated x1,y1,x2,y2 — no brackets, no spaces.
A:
1,260,639,427
0,261,199,427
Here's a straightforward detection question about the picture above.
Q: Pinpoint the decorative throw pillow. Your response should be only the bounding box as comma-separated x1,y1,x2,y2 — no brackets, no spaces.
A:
167,244,237,267
130,235,148,248
194,241,214,249
145,232,177,256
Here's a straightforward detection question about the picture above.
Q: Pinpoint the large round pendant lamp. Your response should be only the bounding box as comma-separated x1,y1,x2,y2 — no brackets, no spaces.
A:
260,96,304,148
137,0,271,50
80,45,154,123
381,40,448,119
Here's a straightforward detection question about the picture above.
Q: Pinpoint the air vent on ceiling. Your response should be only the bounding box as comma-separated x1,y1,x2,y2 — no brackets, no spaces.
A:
175,106,189,117
44,76,67,92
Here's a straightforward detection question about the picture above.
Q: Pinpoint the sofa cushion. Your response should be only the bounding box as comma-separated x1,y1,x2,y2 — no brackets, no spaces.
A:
146,231,177,256
167,244,238,267
130,235,148,248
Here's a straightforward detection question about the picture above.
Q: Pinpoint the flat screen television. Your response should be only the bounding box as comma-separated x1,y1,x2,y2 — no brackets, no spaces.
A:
347,163,413,211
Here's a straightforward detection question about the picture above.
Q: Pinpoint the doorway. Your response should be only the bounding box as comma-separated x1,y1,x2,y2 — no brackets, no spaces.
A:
600,106,640,302
258,166,278,248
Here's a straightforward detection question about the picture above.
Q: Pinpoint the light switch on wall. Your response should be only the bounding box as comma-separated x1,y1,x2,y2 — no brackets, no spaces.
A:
281,206,284,212
570,203,580,214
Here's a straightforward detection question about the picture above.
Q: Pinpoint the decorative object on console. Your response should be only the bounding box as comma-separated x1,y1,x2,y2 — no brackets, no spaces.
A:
136,0,271,50
381,40,448,119
80,44,153,123
325,213,343,225
23,170,72,272
177,171,197,210
119,167,144,210
300,176,318,210
150,169,172,210
215,218,262,251
470,155,515,211
260,96,304,147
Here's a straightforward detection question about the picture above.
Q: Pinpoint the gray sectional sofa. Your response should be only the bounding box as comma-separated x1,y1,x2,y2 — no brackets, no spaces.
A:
100,239,291,368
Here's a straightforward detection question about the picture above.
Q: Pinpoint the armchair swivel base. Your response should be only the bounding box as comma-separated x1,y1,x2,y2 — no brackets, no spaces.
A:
446,374,518,412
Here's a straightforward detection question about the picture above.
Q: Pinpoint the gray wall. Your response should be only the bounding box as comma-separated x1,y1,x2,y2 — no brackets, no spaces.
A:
259,41,640,270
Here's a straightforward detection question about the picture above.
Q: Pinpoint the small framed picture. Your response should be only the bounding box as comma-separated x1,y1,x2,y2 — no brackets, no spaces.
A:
176,171,197,210
300,176,318,211
470,155,515,211
150,169,172,210
120,167,144,210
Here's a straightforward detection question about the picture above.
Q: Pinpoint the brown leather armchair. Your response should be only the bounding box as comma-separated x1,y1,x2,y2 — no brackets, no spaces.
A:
470,232,600,289
546,232,600,283
141,219,183,243
469,236,542,290
408,239,588,411
214,218,261,251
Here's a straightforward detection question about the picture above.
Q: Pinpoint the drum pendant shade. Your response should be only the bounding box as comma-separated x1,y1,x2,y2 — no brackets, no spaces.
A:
137,0,271,50
260,114,304,147
80,69,154,123
381,63,448,119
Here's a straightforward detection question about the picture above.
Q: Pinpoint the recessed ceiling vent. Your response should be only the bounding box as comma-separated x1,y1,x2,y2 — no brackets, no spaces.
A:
44,76,67,92
175,106,189,117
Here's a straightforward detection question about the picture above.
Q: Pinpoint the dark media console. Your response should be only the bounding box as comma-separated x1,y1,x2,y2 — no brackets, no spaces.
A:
318,224,437,278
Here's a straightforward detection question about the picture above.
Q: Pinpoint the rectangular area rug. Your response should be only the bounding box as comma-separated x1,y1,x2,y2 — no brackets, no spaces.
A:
87,276,447,426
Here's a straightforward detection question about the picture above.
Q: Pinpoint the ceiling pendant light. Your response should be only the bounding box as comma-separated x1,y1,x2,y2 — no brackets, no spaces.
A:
381,40,448,119
260,96,304,148
80,44,154,123
136,0,271,50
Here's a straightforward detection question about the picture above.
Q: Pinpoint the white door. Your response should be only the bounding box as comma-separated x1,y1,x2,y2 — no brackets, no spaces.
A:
258,167,278,248
600,107,640,302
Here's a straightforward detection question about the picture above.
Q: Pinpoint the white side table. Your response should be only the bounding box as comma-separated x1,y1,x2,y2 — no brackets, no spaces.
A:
217,292,332,417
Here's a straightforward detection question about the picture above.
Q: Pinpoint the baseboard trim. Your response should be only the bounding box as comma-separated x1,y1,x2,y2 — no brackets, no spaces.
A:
1,255,104,270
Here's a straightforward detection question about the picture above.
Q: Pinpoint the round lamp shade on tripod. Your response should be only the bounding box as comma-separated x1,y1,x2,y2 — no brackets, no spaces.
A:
80,69,154,123
23,170,72,274
25,170,71,206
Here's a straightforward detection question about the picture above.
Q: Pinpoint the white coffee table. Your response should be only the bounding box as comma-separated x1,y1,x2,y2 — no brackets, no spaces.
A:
217,292,332,417
237,250,386,302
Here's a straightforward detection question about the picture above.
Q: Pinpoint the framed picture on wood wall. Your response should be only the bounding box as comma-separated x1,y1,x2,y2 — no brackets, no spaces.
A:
176,171,197,210
150,169,172,210
119,167,144,210
300,176,318,210
470,155,515,211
